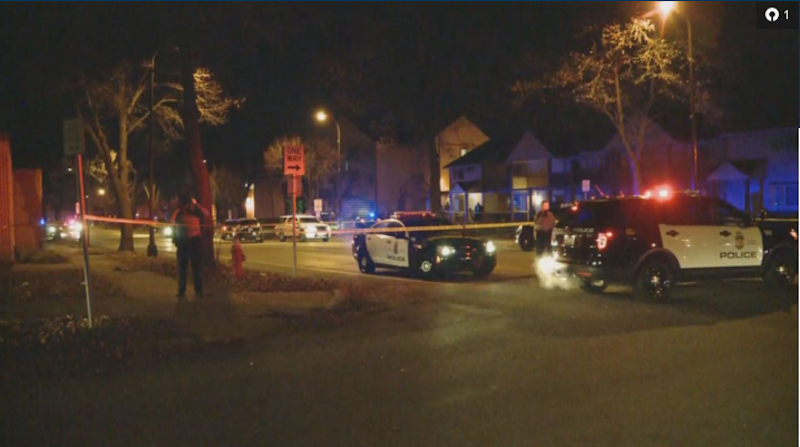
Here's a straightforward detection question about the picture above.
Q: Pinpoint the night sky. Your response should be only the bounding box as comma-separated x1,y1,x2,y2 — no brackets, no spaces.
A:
0,2,796,176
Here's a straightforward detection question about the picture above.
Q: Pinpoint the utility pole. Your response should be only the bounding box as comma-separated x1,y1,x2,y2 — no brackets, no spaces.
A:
147,54,158,257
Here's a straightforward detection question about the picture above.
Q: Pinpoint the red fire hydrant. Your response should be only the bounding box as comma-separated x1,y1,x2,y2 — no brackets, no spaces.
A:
232,236,246,279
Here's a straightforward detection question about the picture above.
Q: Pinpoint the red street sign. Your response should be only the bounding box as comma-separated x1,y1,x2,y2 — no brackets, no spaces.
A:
283,145,305,176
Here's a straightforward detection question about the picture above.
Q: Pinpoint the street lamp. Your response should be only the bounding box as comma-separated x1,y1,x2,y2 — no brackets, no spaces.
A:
98,188,105,196
658,1,698,191
146,54,158,257
316,109,343,217
315,110,341,173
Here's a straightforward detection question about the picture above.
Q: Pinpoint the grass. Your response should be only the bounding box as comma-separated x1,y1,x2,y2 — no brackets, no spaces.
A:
17,249,69,264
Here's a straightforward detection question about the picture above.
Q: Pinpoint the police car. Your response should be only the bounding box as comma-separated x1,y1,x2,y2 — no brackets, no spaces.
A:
547,189,798,300
351,211,498,279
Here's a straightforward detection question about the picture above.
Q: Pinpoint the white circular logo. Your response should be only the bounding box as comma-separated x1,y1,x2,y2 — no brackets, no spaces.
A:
765,7,780,22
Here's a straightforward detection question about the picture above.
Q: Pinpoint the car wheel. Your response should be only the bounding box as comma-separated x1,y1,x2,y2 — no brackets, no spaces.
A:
358,250,376,274
472,257,496,279
633,258,674,301
415,256,437,280
323,237,329,242
580,279,608,294
763,247,798,296
299,234,307,242
279,233,286,242
519,235,534,252
258,235,264,243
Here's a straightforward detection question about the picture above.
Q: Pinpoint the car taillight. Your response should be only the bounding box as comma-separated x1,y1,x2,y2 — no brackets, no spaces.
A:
596,231,613,250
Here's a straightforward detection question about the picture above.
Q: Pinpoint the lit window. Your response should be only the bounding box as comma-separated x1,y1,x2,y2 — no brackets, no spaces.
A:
461,149,467,156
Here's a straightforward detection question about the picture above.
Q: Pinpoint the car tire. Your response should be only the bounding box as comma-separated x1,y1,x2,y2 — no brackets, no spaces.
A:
300,234,307,242
414,256,437,280
633,258,674,301
358,250,376,274
519,235,534,252
472,258,496,279
279,233,286,242
258,235,264,243
323,237,329,242
580,279,608,294
763,247,798,296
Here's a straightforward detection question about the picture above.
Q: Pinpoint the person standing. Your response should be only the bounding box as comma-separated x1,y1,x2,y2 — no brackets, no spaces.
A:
534,200,556,256
171,193,210,299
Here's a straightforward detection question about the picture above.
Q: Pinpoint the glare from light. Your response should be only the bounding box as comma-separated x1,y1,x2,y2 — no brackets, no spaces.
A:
440,246,455,257
658,1,676,17
47,226,56,234
164,227,173,237
486,241,496,253
316,110,328,122
536,256,557,276
643,191,652,198
658,189,670,198
98,188,106,196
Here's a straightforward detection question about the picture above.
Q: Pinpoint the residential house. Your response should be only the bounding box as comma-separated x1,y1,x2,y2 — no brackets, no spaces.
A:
700,128,797,213
445,138,514,223
436,117,490,208
375,143,430,217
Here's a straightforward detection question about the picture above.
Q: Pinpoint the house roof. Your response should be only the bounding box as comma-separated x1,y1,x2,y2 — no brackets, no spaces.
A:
444,137,518,168
450,181,482,194
504,131,553,164
705,159,767,182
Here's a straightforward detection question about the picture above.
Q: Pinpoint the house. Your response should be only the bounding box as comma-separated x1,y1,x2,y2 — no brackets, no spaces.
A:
375,143,430,216
436,117,490,208
444,130,577,222
580,122,693,198
700,128,797,213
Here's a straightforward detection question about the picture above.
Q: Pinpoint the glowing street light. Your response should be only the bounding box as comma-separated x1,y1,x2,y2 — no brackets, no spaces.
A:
658,1,676,18
315,110,328,123
98,188,106,196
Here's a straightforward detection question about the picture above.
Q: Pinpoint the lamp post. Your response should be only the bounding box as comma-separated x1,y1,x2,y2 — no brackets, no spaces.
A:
146,54,158,257
658,1,698,191
315,110,342,215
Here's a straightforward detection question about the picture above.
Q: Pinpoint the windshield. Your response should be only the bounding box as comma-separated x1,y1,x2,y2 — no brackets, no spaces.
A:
299,217,320,224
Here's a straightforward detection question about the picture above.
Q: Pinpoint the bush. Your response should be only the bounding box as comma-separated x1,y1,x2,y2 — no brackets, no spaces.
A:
0,315,201,376
17,249,69,264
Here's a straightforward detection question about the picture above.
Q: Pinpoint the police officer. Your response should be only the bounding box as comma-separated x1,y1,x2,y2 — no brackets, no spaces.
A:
171,193,210,299
534,200,556,256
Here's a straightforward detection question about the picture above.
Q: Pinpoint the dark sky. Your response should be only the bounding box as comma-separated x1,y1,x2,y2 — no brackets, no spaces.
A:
0,2,796,173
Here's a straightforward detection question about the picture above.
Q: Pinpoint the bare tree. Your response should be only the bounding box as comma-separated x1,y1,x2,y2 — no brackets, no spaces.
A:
263,136,337,204
516,19,685,194
77,60,242,251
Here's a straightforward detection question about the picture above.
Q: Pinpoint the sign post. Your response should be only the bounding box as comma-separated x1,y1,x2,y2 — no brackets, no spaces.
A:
64,118,93,328
582,179,591,201
284,145,305,278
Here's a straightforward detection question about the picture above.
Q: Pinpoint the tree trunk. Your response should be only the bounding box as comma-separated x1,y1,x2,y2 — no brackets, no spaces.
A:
629,160,642,196
181,50,215,269
117,191,135,251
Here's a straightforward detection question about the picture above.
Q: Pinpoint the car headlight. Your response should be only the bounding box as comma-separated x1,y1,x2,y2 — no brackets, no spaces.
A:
486,241,496,253
306,226,316,233
164,226,173,237
70,222,83,232
47,226,56,234
439,246,455,257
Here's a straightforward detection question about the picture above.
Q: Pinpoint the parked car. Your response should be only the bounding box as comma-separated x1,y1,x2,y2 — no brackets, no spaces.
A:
274,215,331,242
548,190,798,299
352,215,497,279
44,221,68,241
233,219,265,243
220,219,242,241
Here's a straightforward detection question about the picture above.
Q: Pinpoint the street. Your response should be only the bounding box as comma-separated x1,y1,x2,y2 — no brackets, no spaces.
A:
5,225,794,447
87,226,536,282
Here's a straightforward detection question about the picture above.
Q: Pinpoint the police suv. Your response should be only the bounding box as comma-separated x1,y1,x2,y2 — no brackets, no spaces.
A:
352,212,498,279
549,190,798,300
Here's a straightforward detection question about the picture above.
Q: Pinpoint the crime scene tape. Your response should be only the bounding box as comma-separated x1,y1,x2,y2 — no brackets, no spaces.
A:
83,214,535,236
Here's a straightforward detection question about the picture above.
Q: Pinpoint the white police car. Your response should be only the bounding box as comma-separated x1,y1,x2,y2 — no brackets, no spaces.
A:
352,212,497,279
548,190,798,300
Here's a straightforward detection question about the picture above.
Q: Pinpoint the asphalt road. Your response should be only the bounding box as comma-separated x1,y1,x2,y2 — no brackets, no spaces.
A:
10,225,795,446
87,226,536,282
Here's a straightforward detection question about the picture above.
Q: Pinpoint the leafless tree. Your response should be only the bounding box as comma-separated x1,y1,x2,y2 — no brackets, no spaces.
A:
76,60,243,251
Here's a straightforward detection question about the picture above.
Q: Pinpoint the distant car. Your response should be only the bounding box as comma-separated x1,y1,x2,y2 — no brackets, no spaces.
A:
220,219,242,241
351,215,497,279
44,221,67,241
275,215,331,242
233,219,265,243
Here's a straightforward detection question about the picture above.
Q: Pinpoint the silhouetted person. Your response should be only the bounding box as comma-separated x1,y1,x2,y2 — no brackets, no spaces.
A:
171,193,210,299
534,200,556,256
